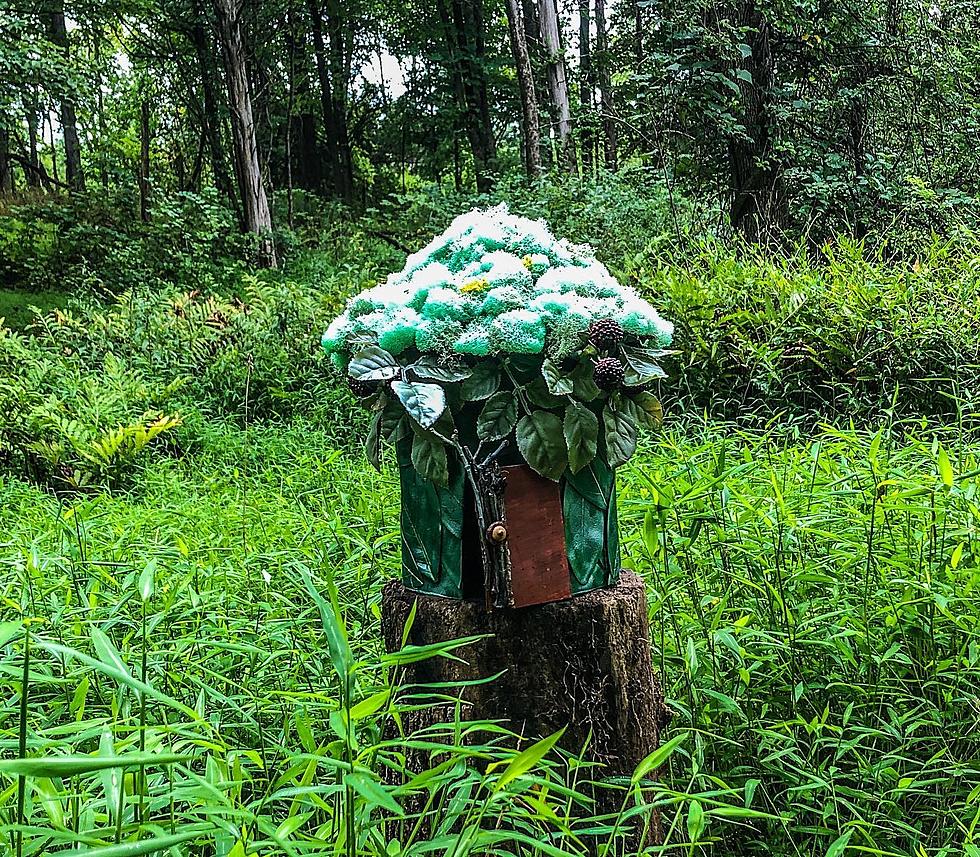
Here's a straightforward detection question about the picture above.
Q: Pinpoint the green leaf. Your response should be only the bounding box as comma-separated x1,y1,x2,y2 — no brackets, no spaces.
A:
461,363,500,400
138,560,155,602
495,728,566,790
477,393,518,440
36,639,200,721
630,391,663,429
603,402,638,467
687,799,705,842
298,565,352,691
381,405,408,444
525,377,565,409
90,627,131,679
346,772,404,815
365,411,383,471
632,731,688,782
348,345,400,382
411,356,473,383
0,753,187,778
570,362,600,402
938,445,954,488
391,381,447,429
541,359,573,395
349,688,391,720
516,411,568,480
563,402,598,474
621,346,667,386
0,621,22,648
412,431,449,486
55,829,209,857
825,829,853,857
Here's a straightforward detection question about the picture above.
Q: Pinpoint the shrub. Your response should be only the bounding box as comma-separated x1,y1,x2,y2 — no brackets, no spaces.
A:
0,325,184,491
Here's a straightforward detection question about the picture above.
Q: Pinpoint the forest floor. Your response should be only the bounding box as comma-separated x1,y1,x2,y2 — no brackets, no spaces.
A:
1,193,979,855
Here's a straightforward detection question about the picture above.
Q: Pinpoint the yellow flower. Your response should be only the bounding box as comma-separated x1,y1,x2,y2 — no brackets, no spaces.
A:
521,254,534,269
460,277,489,294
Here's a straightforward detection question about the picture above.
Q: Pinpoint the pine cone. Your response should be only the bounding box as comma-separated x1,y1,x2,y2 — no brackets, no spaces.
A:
588,318,625,350
593,357,625,391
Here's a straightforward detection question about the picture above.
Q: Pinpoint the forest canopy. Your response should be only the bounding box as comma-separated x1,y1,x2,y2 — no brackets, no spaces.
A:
2,0,979,258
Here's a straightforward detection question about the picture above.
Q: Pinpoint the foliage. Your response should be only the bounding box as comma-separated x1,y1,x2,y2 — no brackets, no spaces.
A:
325,205,672,482
1,412,979,854
621,0,980,243
0,190,251,296
0,325,184,491
628,233,980,420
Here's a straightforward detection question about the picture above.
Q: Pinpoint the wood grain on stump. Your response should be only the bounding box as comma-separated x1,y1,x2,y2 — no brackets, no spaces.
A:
381,570,672,844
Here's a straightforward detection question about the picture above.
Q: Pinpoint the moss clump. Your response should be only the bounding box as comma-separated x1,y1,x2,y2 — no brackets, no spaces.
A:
490,309,546,354
453,323,493,356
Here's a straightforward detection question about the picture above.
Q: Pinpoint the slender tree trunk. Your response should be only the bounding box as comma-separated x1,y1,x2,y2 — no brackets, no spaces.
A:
0,129,12,194
538,0,575,173
578,0,593,175
48,0,85,191
26,105,41,188
435,0,497,192
285,7,321,191
325,0,354,202
594,0,617,171
139,99,151,222
848,95,868,239
307,0,343,197
189,128,206,190
505,0,542,177
190,1,240,220
727,1,781,243
213,0,277,267
48,113,59,184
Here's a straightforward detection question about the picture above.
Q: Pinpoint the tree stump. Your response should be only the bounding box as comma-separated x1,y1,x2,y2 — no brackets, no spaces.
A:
381,570,672,845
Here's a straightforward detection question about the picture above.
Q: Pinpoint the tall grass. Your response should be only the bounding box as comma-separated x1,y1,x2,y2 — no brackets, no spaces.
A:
1,413,978,855
2,185,980,854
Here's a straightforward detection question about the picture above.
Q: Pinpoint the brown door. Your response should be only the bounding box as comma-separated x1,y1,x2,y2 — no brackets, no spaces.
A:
502,465,571,607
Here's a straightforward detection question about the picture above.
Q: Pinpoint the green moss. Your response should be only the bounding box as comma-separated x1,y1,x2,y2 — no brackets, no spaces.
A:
416,318,463,352
490,309,546,354
453,324,493,356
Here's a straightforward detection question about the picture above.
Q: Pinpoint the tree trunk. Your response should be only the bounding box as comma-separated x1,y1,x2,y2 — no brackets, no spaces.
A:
48,113,59,184
190,1,240,221
436,0,498,192
0,129,12,194
538,0,576,173
325,0,355,202
139,99,151,223
381,570,672,847
848,95,868,239
727,0,781,244
594,0,617,171
578,0,593,175
26,104,41,188
505,0,542,178
213,0,277,267
307,0,344,198
48,0,85,192
285,7,322,192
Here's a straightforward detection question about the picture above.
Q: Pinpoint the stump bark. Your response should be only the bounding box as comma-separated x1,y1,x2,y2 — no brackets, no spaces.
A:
381,570,672,844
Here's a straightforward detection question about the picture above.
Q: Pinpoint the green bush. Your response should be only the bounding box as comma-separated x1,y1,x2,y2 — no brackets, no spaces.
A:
620,234,980,419
0,325,184,491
